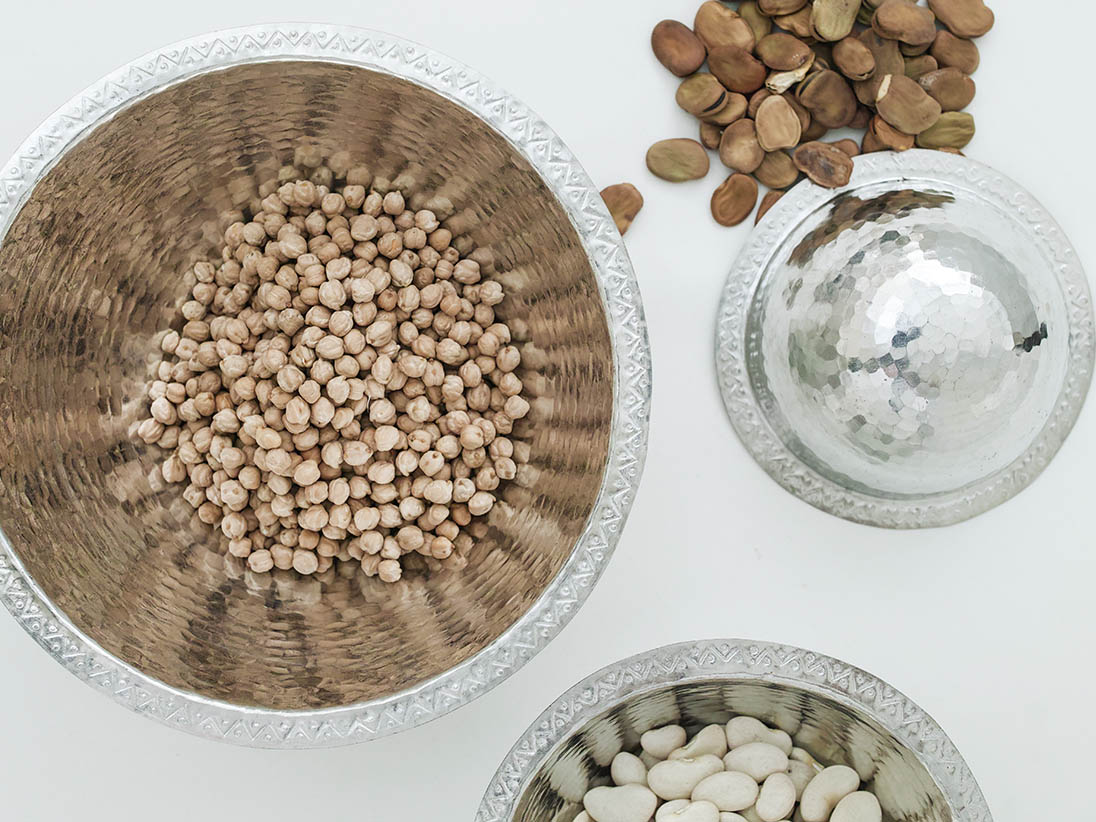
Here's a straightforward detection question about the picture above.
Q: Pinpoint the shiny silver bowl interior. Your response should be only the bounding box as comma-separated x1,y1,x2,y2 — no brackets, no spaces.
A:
478,640,993,822
0,26,650,746
717,151,1094,528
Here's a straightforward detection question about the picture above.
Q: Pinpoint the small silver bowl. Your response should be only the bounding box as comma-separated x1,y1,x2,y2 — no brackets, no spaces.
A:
717,151,1094,528
477,639,993,822
0,25,650,746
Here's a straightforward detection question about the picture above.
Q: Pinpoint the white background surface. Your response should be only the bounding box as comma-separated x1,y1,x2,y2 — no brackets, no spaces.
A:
0,1,1092,819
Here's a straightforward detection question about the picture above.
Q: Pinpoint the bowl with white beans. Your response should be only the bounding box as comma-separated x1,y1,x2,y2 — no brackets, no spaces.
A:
0,24,649,746
477,640,993,822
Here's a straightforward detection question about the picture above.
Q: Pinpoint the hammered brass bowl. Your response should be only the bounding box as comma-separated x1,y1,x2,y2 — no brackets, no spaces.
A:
0,26,650,745
478,640,994,822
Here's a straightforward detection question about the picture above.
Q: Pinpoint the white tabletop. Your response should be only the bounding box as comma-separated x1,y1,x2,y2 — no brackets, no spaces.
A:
1,1,1091,818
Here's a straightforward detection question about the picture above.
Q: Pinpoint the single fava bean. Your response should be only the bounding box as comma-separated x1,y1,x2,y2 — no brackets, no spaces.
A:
601,184,644,236
793,141,854,189
799,765,861,822
575,813,592,822
708,45,768,94
755,190,785,225
677,73,732,118
755,773,796,822
671,724,729,760
718,815,748,822
831,791,882,822
648,755,726,800
915,111,975,149
662,800,721,822
753,151,800,190
723,742,789,781
652,20,708,77
695,1,757,51
711,173,759,227
738,1,771,43
872,0,938,47
875,73,942,134
647,140,711,182
719,121,764,174
931,30,979,74
642,725,688,759
726,717,794,755
583,784,658,822
611,751,649,786
832,36,876,81
811,0,860,42
917,67,975,112
927,0,994,38
691,771,759,812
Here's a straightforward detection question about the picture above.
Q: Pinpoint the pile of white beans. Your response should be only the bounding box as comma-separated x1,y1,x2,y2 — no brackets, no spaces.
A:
575,717,882,822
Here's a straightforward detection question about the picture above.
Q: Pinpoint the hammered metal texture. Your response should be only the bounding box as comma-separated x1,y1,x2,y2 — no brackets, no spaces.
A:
0,26,651,746
717,152,1094,527
477,640,993,822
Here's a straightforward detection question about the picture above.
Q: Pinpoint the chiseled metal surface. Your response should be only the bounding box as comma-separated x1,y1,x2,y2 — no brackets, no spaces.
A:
477,640,993,822
0,26,650,745
717,151,1094,527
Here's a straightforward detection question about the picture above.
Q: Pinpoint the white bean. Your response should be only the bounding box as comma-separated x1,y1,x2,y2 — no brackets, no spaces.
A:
723,742,789,782
661,800,721,822
648,755,725,800
582,784,658,822
656,800,691,821
642,725,688,760
799,766,861,822
755,773,796,822
786,760,815,800
611,752,648,786
726,717,794,755
577,718,885,822
830,791,882,822
671,724,729,760
691,770,759,812
790,748,823,771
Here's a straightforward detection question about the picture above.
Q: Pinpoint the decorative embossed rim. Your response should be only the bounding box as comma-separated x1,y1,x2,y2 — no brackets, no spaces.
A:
476,639,994,822
716,151,1095,528
0,24,651,747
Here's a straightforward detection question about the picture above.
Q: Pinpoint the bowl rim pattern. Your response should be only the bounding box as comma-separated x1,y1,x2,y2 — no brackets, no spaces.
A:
715,150,1095,528
0,23,651,748
475,638,993,822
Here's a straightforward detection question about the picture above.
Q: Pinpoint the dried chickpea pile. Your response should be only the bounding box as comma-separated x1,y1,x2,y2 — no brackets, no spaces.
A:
602,0,992,234
135,154,529,584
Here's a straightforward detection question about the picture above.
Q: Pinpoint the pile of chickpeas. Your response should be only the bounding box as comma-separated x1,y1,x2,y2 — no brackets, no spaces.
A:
135,150,529,584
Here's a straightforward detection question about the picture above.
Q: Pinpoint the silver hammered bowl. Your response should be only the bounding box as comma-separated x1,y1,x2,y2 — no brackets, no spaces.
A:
478,640,993,822
717,151,1094,528
0,25,650,745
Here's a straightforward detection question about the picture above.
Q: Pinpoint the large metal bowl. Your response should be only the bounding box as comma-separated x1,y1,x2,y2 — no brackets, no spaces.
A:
0,25,650,746
717,151,1094,528
478,639,993,822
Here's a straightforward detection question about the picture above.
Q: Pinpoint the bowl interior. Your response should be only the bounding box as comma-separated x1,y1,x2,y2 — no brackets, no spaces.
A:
515,679,950,822
746,179,1071,500
0,61,613,710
